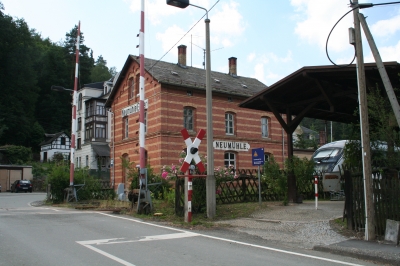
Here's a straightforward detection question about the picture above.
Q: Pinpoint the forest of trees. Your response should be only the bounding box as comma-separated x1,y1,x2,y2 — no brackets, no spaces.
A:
0,2,115,153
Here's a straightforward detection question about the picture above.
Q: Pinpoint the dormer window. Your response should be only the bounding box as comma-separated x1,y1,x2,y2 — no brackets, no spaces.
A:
214,79,220,83
171,71,178,75
241,84,248,88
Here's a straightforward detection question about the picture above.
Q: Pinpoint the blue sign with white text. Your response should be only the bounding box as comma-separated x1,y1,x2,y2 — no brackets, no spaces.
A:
252,148,265,166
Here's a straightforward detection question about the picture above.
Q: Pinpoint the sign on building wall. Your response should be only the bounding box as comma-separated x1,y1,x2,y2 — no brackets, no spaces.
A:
213,141,250,151
121,99,149,117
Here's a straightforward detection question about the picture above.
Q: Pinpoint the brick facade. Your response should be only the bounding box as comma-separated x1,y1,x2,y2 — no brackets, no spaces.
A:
106,54,287,188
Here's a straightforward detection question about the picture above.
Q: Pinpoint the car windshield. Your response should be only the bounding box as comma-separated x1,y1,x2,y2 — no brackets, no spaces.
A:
312,148,343,163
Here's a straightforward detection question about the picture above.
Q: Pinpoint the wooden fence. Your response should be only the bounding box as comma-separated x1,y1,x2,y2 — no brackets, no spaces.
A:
174,169,323,216
344,169,400,236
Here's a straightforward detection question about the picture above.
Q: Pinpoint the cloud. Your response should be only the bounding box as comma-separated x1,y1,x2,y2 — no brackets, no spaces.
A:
129,0,183,25
253,63,265,83
291,0,352,52
156,25,187,56
364,40,400,63
247,52,256,62
371,11,400,37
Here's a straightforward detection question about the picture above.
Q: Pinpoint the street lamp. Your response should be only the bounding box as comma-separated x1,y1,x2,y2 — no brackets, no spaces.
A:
51,85,77,191
167,0,218,218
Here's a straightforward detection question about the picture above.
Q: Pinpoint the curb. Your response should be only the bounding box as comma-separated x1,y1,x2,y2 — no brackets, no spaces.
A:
313,245,400,266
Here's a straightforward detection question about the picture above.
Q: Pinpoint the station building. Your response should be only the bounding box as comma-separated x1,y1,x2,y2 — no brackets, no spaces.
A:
105,45,287,188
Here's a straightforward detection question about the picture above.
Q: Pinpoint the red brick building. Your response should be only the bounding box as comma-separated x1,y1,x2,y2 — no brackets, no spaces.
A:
105,45,287,188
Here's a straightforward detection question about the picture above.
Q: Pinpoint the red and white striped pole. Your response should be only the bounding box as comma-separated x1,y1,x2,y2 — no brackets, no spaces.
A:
70,21,80,186
139,0,146,182
314,175,318,210
187,170,193,222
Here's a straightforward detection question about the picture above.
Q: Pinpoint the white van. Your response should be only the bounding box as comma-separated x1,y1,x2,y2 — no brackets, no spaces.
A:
311,140,347,192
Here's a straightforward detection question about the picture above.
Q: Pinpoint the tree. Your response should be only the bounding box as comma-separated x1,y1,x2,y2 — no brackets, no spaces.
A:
90,55,112,82
64,25,94,88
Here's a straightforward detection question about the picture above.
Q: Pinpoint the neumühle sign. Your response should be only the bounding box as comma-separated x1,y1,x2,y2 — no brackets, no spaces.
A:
121,99,149,117
213,141,250,151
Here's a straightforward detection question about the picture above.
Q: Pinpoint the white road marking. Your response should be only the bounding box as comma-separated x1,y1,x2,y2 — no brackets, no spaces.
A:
76,232,198,265
98,212,365,266
77,239,136,266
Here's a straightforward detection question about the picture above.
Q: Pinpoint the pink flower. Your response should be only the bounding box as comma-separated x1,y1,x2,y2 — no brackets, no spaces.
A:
179,158,184,163
161,171,168,179
162,165,166,170
234,174,238,179
216,189,221,195
172,164,176,171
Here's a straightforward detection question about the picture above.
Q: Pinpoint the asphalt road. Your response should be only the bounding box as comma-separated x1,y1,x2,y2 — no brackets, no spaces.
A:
0,193,376,266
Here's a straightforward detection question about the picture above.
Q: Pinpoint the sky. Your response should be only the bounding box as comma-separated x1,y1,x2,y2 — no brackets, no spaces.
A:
2,0,400,86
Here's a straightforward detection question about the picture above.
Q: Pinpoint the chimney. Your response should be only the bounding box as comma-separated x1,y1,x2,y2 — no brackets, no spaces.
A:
178,45,187,67
228,57,237,76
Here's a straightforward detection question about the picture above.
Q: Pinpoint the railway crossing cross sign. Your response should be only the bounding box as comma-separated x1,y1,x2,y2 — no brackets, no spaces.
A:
180,129,206,173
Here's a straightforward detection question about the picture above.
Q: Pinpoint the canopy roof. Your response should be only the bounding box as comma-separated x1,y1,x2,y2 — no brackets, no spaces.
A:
239,62,400,125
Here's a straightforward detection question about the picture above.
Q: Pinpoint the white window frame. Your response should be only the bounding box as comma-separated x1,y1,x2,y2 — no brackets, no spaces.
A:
124,117,129,139
225,113,234,135
184,108,194,131
224,152,236,168
261,117,269,138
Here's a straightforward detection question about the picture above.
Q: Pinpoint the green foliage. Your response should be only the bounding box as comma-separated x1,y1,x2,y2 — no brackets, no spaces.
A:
285,156,315,186
30,161,49,179
262,155,287,196
46,163,69,203
0,145,32,164
47,163,116,203
293,133,318,149
90,55,112,82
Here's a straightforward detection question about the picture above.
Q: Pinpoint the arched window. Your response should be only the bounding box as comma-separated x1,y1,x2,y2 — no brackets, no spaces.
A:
224,152,236,168
128,78,134,99
121,154,129,185
183,107,195,131
78,93,82,110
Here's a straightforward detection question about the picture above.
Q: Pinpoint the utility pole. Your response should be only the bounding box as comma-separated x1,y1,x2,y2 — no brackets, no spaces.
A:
352,0,375,240
358,13,400,128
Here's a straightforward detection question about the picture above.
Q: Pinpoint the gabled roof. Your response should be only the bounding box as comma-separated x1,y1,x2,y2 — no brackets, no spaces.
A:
39,132,68,146
83,82,104,90
105,55,267,107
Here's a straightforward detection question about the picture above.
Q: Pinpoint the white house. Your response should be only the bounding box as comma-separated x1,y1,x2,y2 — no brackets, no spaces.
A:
74,77,115,178
39,132,70,162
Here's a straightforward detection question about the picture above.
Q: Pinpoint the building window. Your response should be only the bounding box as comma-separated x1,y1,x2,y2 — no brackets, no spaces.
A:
78,157,81,168
144,111,147,133
78,94,82,110
95,124,106,138
225,113,234,135
76,157,79,168
187,90,192,96
264,153,270,162
77,117,81,131
224,152,236,168
60,137,66,145
128,78,134,99
228,97,233,102
124,117,129,139
135,74,140,99
261,117,269,138
183,108,194,131
96,102,105,115
86,102,94,117
77,138,81,149
86,155,89,167
85,125,93,140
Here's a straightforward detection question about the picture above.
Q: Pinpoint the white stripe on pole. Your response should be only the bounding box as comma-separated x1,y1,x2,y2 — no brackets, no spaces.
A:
70,21,80,186
139,0,145,172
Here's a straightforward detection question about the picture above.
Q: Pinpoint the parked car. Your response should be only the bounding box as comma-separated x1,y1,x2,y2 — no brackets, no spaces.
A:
11,180,32,193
